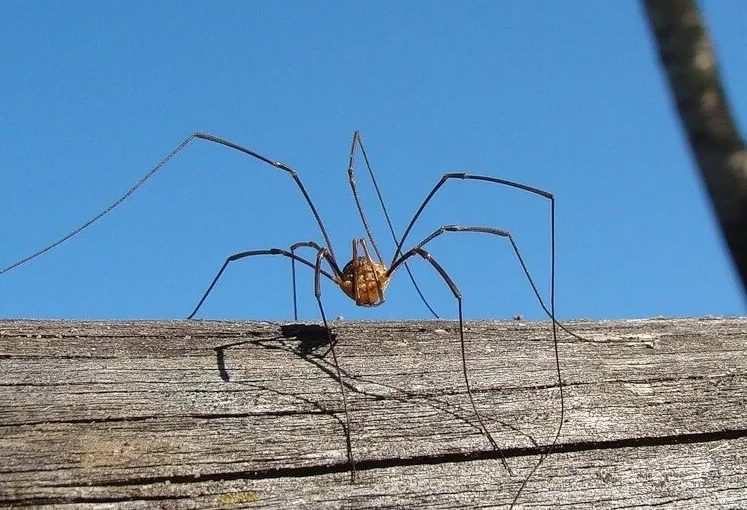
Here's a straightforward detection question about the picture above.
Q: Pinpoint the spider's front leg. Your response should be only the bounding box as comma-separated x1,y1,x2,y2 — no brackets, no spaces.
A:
0,133,340,278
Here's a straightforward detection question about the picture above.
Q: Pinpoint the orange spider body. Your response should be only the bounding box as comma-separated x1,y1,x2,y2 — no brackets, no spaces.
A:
335,239,390,306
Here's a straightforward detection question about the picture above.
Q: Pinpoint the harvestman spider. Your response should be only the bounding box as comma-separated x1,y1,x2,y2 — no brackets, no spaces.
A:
1,131,566,507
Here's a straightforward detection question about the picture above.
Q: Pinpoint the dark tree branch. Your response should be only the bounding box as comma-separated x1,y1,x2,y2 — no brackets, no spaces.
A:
643,0,747,296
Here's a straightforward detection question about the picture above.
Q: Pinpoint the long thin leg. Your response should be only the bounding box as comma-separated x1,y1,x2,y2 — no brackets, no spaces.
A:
393,173,554,267
347,132,440,318
194,133,339,263
395,225,549,319
187,248,337,320
290,241,327,321
313,248,356,481
391,226,564,508
388,246,512,475
397,223,581,340
346,132,384,264
1,132,341,275
376,170,568,505
390,172,556,327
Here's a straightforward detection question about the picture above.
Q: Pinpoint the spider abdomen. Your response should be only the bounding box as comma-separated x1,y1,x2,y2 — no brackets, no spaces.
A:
337,257,390,306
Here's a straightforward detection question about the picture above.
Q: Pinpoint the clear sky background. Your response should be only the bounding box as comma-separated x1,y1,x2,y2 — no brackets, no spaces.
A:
1,2,745,321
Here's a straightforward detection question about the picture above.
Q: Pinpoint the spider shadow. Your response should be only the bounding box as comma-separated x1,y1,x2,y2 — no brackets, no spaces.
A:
213,323,539,452
213,323,354,456
214,323,338,384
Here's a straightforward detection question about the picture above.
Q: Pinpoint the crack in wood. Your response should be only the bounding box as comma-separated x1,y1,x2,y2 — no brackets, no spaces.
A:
0,494,195,507
0,409,329,428
8,427,743,497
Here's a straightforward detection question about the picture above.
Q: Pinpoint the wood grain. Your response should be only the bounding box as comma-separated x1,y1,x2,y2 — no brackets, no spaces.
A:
0,318,745,508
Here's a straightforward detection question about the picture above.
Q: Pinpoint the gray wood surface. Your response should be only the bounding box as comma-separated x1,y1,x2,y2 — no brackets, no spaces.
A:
0,318,745,509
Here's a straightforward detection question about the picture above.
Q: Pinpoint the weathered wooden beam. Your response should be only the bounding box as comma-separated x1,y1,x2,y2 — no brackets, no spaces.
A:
0,318,745,508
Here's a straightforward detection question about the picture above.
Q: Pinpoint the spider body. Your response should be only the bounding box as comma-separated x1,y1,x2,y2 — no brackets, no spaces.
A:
337,239,390,306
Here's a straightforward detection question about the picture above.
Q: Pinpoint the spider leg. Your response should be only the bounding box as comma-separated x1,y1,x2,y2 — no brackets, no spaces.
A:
313,248,356,482
390,172,557,325
393,225,566,509
404,222,581,341
186,248,337,320
393,173,554,267
346,132,385,264
290,241,329,321
403,225,559,322
347,131,440,318
388,246,513,475
1,132,339,275
194,133,339,262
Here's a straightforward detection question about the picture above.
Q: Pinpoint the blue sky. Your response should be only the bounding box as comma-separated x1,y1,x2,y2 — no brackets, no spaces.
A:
1,2,744,320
